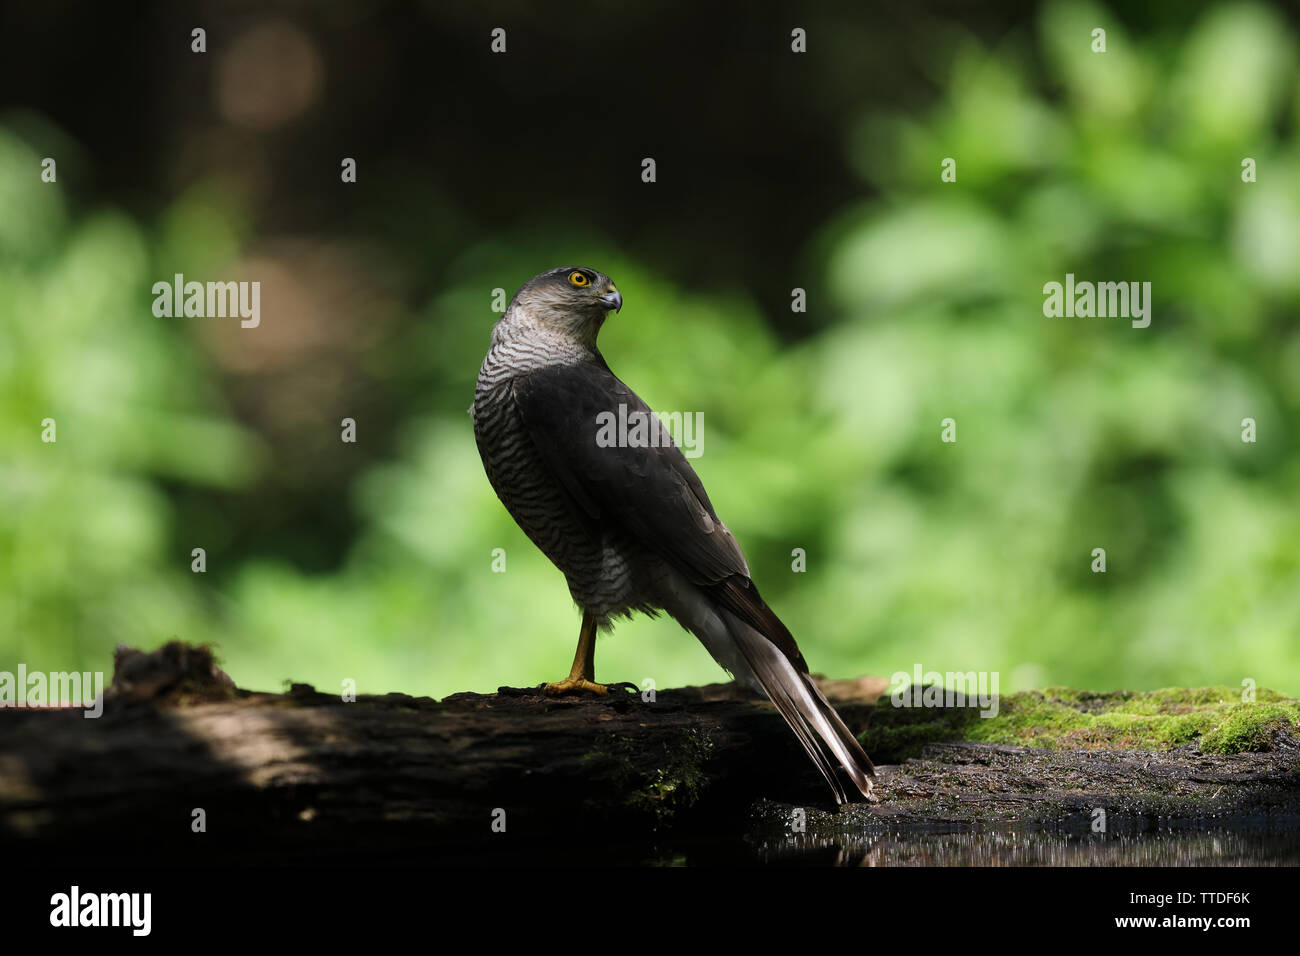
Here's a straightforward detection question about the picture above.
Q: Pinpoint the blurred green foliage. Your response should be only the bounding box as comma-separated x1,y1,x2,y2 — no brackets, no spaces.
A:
2,0,1298,698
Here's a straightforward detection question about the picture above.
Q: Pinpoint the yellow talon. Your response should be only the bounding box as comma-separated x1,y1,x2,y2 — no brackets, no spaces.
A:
539,612,609,696
541,677,610,696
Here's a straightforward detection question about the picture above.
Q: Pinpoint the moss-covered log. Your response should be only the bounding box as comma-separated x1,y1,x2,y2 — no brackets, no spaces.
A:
1,643,1297,865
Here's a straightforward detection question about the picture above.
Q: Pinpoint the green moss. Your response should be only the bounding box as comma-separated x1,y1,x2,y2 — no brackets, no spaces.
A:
862,685,1299,760
856,697,983,758
1200,702,1300,754
584,728,715,827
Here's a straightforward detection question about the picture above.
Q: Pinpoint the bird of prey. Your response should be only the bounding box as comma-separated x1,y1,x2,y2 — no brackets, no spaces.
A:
472,266,875,803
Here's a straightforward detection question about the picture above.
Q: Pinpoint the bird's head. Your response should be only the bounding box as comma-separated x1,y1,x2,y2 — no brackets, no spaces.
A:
499,266,623,350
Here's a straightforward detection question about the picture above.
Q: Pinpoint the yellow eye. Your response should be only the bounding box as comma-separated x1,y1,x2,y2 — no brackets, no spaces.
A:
568,272,589,287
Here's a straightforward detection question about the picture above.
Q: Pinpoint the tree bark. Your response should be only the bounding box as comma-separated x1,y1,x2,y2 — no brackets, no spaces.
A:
1,643,1296,865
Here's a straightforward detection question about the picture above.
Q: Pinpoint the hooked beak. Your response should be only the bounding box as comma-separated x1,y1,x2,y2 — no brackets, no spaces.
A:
600,288,623,313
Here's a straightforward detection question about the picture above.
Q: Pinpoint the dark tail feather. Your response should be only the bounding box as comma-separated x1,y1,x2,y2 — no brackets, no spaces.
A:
723,610,876,804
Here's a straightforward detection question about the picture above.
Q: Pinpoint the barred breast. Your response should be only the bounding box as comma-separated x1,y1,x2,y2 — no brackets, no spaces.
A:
473,345,645,624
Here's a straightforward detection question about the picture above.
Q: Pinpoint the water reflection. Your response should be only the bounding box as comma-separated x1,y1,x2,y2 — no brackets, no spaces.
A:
747,825,1300,866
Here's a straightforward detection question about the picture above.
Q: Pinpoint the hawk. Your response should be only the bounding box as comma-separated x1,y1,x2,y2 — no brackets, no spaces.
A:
471,266,875,803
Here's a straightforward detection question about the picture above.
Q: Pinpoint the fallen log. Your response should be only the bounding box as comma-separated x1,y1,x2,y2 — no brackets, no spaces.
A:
1,643,1297,865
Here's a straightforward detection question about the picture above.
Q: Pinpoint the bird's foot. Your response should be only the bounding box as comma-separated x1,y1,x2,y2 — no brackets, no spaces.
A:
540,677,611,696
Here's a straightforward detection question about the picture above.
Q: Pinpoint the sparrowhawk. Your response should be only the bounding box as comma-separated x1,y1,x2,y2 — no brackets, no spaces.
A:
471,266,875,803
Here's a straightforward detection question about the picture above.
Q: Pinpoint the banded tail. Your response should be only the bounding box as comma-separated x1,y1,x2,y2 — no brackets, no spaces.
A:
721,608,876,804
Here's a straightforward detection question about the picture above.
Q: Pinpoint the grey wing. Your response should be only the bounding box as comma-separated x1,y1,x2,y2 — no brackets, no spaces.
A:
512,361,807,671
512,361,747,581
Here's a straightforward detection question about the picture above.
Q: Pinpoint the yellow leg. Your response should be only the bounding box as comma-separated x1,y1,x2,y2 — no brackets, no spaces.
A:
542,612,609,695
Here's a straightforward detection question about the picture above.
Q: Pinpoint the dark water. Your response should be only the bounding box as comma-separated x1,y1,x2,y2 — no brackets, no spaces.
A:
601,814,1300,865
733,825,1300,866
